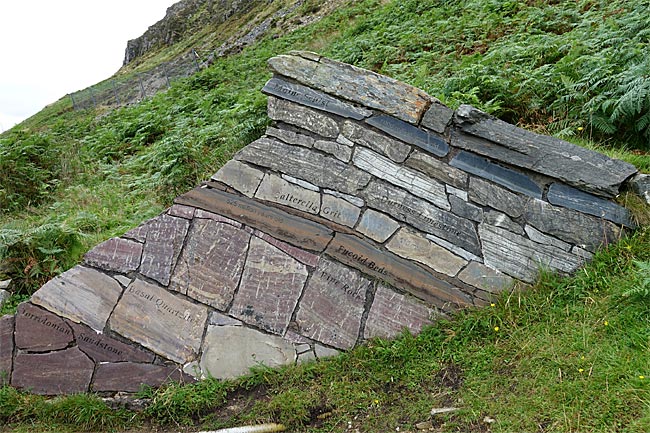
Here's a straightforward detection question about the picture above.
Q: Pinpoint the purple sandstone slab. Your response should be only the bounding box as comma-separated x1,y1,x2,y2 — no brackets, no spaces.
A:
231,236,308,334
170,219,250,310
83,237,143,273
68,320,155,363
92,362,194,392
12,347,94,395
139,214,190,286
15,303,73,352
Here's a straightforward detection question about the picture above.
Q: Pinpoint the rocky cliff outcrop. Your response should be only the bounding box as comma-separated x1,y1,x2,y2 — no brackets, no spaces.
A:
123,0,263,66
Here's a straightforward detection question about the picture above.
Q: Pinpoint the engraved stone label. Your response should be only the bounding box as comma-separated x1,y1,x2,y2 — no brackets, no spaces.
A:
176,187,333,252
15,303,73,352
255,173,321,214
31,265,123,332
170,219,250,310
110,279,208,364
320,193,361,227
69,321,154,363
231,237,308,334
263,77,371,120
362,180,481,256
296,258,370,349
353,147,450,210
326,233,472,309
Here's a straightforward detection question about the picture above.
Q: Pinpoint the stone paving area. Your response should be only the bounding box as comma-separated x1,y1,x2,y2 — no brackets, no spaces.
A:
0,51,646,395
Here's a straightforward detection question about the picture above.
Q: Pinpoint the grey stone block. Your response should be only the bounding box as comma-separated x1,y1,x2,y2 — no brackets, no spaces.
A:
547,183,633,227
421,99,454,133
342,121,411,163
211,160,265,198
268,97,339,138
356,209,400,243
366,114,449,157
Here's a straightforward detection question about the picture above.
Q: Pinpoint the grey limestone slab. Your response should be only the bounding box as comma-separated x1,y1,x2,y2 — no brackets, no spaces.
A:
282,174,319,191
211,160,265,198
314,139,353,162
268,52,431,124
295,258,370,350
479,224,585,283
547,182,633,227
362,180,481,256
31,265,123,332
451,151,542,199
255,173,321,214
425,233,482,263
169,219,250,310
139,214,190,286
320,193,361,227
524,225,572,252
356,209,400,243
263,77,371,120
110,278,208,364
341,121,411,163
386,228,467,277
629,173,650,205
405,150,468,189
449,195,483,222
452,105,637,198
458,261,514,294
366,114,449,157
200,325,296,379
230,236,308,335
482,210,525,235
323,189,365,207
268,97,339,138
236,137,372,195
265,126,315,148
469,177,529,218
364,284,438,340
353,147,450,210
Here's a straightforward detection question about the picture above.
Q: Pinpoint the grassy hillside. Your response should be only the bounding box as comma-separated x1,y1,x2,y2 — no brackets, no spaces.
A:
1,0,650,431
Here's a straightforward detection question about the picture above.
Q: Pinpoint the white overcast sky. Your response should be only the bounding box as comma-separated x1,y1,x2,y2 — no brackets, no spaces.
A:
0,0,173,132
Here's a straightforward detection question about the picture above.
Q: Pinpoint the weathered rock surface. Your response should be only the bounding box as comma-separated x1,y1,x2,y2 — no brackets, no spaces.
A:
342,121,411,163
139,214,189,286
366,114,449,157
93,363,191,392
547,183,633,227
256,173,321,214
12,348,93,395
268,97,339,138
458,262,514,294
356,209,400,243
211,160,264,197
15,303,73,352
69,321,155,363
386,229,467,277
0,315,13,383
83,237,143,273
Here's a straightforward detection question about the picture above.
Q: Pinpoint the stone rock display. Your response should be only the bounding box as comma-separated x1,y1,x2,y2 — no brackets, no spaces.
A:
2,51,643,395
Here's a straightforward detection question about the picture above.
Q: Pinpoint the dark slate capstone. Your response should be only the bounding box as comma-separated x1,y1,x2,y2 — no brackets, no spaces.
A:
547,183,634,227
366,114,449,157
263,77,370,120
450,151,542,199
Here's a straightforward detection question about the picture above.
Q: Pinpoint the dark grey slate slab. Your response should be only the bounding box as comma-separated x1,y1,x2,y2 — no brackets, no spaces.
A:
170,219,250,310
629,173,650,205
139,214,190,286
12,347,93,395
547,183,633,227
452,105,638,198
92,363,193,392
469,177,529,218
326,233,472,309
268,52,431,124
362,180,481,256
449,195,483,222
231,237,308,334
366,115,449,157
235,137,372,195
175,187,334,252
68,321,155,363
15,303,73,352
263,77,371,120
0,315,13,384
421,100,454,133
450,151,542,199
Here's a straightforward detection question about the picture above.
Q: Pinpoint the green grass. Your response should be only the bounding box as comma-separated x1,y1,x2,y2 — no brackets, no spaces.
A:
1,0,650,431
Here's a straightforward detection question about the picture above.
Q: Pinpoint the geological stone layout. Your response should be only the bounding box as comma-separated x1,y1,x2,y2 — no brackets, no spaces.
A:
0,51,644,395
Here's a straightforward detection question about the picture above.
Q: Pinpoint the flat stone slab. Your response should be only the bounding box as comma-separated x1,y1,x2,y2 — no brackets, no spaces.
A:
255,173,321,214
547,183,633,227
327,233,472,309
110,279,208,364
421,100,454,133
69,321,155,363
12,347,93,395
236,137,372,195
268,97,339,138
353,147,450,210
263,77,371,120
15,303,73,352
0,315,14,384
253,231,319,267
342,121,411,163
457,262,514,294
451,150,542,199
92,363,192,392
366,114,449,157
452,105,637,198
265,126,315,148
295,258,370,349
364,284,437,340
231,236,308,334
356,209,400,243
469,177,529,218
170,219,250,309
200,325,296,379
211,160,265,198
139,214,190,286
175,187,334,252
386,229,467,277
405,150,468,189
83,237,143,273
362,180,481,256
31,265,123,332
320,193,361,227
268,52,431,124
